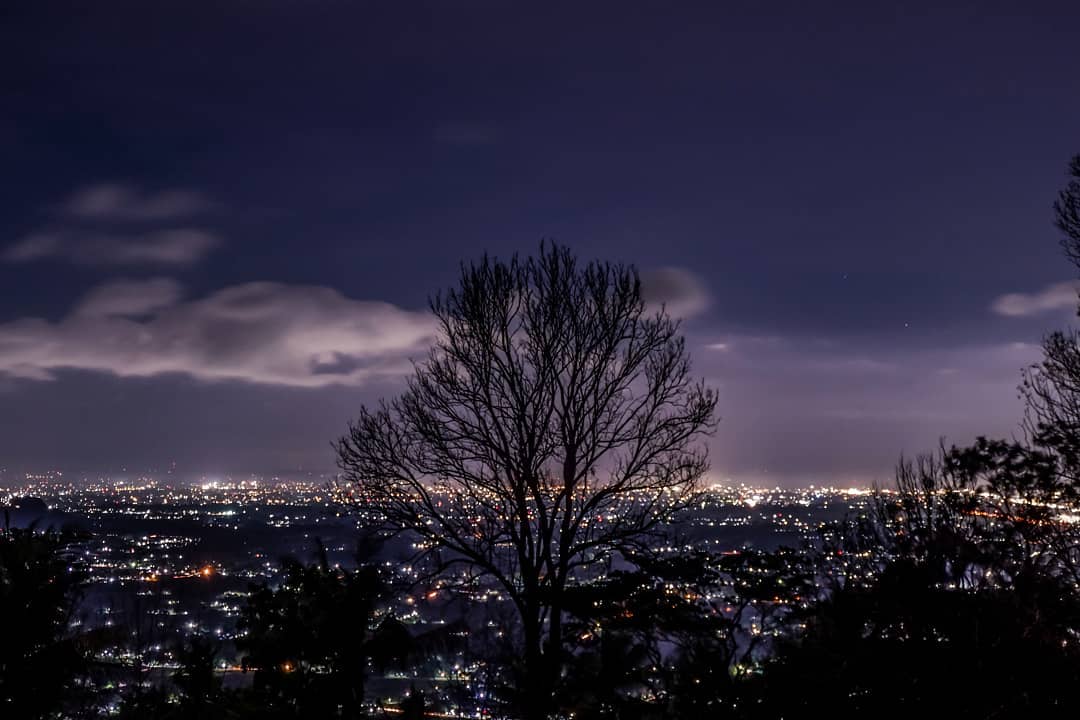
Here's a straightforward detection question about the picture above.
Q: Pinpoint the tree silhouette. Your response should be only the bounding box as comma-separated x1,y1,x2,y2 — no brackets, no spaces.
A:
1022,155,1080,480
1054,154,1080,267
750,445,1080,717
336,243,718,719
0,525,86,720
554,547,813,718
739,152,1080,718
237,543,410,718
170,637,224,718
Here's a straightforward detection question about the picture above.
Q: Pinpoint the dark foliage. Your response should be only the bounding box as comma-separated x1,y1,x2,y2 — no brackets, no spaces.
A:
554,548,814,719
748,440,1080,718
0,525,86,719
236,543,412,718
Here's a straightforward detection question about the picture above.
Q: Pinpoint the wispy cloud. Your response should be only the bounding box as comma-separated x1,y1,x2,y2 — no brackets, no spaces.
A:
0,281,435,387
74,278,184,318
641,267,710,319
59,184,212,222
4,183,220,267
991,281,1079,317
3,229,219,266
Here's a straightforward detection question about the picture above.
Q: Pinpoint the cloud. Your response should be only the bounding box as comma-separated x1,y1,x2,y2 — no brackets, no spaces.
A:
4,183,219,267
75,278,184,318
640,267,710,319
0,281,436,387
60,184,211,221
991,281,1079,317
3,229,219,266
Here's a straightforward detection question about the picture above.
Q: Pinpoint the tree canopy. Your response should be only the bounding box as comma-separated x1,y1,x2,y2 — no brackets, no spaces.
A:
336,243,718,718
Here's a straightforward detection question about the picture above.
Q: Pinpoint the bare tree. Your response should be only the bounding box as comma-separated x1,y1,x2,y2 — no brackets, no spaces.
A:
1023,154,1080,477
1055,154,1080,268
335,243,718,719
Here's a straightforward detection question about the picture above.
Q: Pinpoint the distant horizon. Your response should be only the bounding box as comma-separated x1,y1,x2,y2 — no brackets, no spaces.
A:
0,466,896,492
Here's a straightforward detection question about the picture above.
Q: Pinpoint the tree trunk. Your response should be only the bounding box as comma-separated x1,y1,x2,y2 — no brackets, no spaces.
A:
521,602,564,720
522,613,547,720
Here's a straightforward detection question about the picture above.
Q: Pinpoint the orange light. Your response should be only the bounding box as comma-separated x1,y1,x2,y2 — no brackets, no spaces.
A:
201,566,213,578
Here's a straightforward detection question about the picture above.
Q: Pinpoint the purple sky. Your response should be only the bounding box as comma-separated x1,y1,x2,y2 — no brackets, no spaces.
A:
1,1,1078,485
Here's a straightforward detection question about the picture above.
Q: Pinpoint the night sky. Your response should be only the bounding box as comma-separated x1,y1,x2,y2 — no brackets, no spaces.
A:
2,1,1078,484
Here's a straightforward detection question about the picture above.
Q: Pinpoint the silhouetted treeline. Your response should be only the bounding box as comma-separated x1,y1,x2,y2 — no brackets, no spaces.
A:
0,523,87,719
